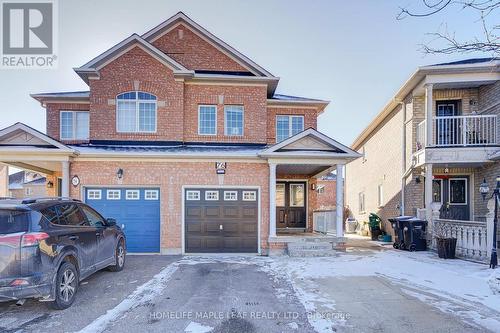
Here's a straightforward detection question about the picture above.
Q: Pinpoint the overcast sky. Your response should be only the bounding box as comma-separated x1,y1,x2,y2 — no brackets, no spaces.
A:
0,0,491,145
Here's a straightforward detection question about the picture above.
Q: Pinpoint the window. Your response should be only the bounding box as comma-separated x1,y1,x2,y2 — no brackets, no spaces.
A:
145,190,159,200
60,111,89,140
25,187,33,196
243,191,256,201
205,190,219,201
186,190,200,200
358,192,365,213
224,105,244,136
87,190,101,200
432,179,442,203
198,105,217,135
41,206,59,225
276,115,304,142
80,205,105,227
126,190,140,200
317,185,325,194
107,189,121,200
290,184,305,207
56,204,86,226
116,91,157,133
377,184,384,207
449,178,467,204
276,184,285,206
224,191,238,201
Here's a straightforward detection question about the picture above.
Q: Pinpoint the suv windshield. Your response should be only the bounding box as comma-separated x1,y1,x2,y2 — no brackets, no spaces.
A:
0,210,29,234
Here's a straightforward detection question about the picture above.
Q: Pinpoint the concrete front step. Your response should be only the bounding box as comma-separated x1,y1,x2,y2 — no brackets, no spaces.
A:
287,241,333,251
287,249,338,257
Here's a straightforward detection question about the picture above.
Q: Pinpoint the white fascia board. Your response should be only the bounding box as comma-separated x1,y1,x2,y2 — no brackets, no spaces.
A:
0,123,75,153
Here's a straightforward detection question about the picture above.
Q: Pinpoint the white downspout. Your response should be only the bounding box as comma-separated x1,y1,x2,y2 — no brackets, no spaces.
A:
400,100,406,216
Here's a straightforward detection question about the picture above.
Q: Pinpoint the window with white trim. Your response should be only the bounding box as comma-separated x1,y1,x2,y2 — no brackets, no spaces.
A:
116,91,157,133
107,189,121,200
377,184,384,207
145,190,159,200
126,190,140,200
198,105,217,135
359,192,365,213
205,190,219,201
60,111,89,140
242,191,256,201
276,115,304,142
87,190,101,200
25,187,33,196
224,105,244,136
186,190,200,200
224,191,238,201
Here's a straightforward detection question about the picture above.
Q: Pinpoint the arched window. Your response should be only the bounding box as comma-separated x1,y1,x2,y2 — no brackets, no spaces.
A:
116,91,157,133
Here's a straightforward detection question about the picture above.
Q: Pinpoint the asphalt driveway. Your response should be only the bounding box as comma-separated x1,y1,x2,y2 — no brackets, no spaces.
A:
1,249,498,333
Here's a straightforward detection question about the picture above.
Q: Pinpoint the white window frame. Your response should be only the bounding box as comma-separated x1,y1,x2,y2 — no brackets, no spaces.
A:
377,184,384,207
276,115,304,142
198,105,217,135
359,192,365,213
60,111,90,140
224,105,244,136
276,183,286,207
186,190,200,200
87,189,101,200
107,189,121,200
224,191,238,201
432,179,443,204
126,190,140,200
205,190,219,201
145,190,159,200
25,187,33,196
242,191,257,201
116,91,157,133
448,178,468,205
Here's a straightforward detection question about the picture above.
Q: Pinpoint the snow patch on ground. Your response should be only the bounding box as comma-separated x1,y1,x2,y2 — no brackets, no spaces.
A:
75,263,179,333
184,321,213,333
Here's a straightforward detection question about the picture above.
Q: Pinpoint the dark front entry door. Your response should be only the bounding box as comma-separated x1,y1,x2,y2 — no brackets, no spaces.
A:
436,176,470,220
435,100,461,145
276,182,307,229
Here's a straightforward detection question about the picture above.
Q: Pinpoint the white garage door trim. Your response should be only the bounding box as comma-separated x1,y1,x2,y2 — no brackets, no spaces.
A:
181,185,261,255
81,184,163,254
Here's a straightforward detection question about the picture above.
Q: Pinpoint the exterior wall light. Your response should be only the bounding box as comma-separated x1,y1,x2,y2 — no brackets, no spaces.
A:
46,181,54,189
117,168,124,179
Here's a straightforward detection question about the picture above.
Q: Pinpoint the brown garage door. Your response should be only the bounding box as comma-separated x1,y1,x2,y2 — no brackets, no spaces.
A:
185,188,258,253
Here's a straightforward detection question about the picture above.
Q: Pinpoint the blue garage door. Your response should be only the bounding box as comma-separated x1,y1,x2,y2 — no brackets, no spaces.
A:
85,187,160,253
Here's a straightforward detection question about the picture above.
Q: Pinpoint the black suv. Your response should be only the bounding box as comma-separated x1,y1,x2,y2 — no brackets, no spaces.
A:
0,197,126,309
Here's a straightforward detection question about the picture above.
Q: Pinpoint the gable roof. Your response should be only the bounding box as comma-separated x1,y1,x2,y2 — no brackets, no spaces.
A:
31,91,90,105
141,12,275,78
260,128,361,159
0,122,74,152
8,171,25,189
74,34,194,83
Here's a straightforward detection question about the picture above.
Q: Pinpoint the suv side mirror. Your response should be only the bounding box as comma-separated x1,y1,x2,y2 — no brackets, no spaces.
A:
106,218,117,227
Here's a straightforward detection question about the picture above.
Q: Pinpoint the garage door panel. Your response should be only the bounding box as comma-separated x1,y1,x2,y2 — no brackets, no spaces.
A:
85,187,160,253
185,188,258,253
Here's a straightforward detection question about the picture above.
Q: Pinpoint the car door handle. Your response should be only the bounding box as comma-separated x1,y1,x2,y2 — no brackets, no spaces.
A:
69,235,79,241
219,224,223,230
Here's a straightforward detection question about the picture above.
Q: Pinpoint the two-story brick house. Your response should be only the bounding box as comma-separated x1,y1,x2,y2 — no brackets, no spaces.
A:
345,58,499,262
0,12,359,255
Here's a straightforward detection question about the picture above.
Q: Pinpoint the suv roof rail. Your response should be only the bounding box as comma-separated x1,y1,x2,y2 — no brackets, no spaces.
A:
21,197,82,204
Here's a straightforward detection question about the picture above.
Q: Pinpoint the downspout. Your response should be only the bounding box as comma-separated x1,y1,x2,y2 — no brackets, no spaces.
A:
399,100,406,216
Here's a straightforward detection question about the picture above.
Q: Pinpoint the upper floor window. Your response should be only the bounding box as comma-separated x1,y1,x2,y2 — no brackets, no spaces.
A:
60,111,89,140
198,105,217,135
224,105,244,136
116,91,157,133
276,115,304,142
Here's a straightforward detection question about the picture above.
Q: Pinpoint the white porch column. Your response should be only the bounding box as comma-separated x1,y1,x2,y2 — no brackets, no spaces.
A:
424,163,433,224
425,83,433,146
61,161,70,197
336,164,344,237
269,163,277,238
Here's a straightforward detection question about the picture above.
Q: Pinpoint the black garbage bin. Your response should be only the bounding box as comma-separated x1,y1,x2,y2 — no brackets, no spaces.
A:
403,218,427,251
389,216,413,250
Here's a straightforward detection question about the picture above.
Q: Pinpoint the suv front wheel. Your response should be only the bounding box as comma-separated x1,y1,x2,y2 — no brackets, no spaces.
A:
50,262,78,310
108,239,125,272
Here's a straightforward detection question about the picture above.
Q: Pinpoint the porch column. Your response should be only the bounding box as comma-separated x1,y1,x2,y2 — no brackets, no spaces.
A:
425,83,433,146
336,164,344,237
269,163,277,237
61,161,70,197
424,163,433,224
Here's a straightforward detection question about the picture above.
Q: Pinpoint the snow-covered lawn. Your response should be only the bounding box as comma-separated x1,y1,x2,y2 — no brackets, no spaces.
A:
261,247,500,332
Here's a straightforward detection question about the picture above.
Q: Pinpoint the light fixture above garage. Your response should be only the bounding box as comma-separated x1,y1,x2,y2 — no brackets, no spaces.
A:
117,168,124,179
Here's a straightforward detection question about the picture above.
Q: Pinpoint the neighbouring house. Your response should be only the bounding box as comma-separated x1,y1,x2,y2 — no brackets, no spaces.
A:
0,164,7,197
0,12,360,255
8,170,47,198
345,58,500,262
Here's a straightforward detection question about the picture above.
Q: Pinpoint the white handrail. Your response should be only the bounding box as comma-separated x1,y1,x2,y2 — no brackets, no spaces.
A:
429,114,497,147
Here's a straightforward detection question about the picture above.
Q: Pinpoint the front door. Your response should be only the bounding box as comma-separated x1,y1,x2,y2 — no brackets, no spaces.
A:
436,176,470,220
276,181,307,229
